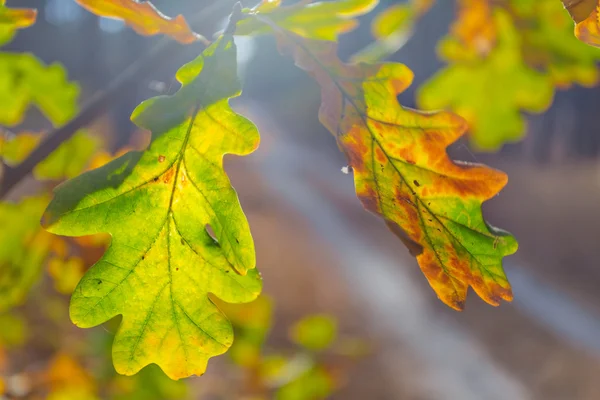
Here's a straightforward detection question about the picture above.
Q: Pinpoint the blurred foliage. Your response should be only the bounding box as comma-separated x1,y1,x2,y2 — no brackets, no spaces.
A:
1,0,600,397
0,0,36,46
290,315,337,352
418,11,554,150
352,0,433,62
0,195,54,312
0,53,79,127
218,295,365,399
359,0,600,150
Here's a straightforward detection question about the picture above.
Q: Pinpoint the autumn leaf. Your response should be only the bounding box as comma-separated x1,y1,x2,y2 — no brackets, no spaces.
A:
236,0,378,41
42,36,262,379
258,17,517,309
418,11,554,150
75,0,200,44
0,0,37,46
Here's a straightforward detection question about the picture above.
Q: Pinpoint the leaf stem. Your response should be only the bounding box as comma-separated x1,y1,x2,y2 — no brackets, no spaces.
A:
0,0,235,199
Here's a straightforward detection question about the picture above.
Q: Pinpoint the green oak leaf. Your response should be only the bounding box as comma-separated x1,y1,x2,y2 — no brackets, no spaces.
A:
417,11,554,151
42,35,262,379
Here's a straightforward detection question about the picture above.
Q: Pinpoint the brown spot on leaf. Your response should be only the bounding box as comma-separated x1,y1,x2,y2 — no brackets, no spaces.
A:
162,166,176,183
158,155,166,163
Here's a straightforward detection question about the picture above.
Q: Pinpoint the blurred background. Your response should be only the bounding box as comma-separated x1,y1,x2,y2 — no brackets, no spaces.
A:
3,0,600,399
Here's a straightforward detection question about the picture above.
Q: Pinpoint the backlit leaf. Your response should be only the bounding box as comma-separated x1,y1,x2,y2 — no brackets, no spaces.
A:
267,25,517,309
42,36,262,379
75,0,200,44
236,0,378,41
418,11,554,150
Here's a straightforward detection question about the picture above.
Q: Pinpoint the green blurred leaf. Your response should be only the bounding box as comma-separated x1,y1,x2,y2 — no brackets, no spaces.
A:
290,315,337,352
1,131,100,180
42,36,262,380
276,366,335,400
110,365,188,400
351,4,414,63
418,11,554,150
0,53,79,126
36,132,100,180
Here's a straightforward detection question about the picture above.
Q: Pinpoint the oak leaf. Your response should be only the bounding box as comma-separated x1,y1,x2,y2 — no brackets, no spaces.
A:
42,36,261,379
260,18,517,309
75,0,200,44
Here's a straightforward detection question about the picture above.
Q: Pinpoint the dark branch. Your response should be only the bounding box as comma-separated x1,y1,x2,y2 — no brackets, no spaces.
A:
0,0,235,198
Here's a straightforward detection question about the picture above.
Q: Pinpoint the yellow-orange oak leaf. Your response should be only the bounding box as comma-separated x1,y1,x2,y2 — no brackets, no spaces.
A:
75,0,199,44
574,1,600,47
272,32,517,310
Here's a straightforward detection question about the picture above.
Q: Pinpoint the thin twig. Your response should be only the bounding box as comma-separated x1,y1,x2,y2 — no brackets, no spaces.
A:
0,0,235,198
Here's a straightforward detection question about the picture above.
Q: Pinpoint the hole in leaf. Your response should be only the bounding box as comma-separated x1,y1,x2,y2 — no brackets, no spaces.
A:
205,224,218,244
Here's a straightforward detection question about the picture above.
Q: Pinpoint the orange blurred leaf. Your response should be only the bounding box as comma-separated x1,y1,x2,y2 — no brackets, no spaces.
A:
75,0,200,44
0,1,36,31
574,1,600,47
268,27,517,310
562,0,596,22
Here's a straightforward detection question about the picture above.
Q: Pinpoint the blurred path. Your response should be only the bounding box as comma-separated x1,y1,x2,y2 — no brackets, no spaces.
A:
249,106,531,400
